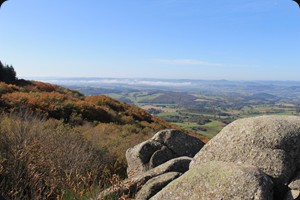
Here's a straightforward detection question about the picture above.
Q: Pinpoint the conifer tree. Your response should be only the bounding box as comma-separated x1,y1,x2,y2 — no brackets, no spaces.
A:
0,61,17,84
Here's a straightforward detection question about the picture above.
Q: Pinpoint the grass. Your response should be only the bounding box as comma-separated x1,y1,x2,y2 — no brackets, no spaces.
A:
128,92,162,102
239,105,297,118
172,120,225,139
116,92,163,104
63,186,101,200
0,112,113,200
173,122,200,130
157,112,180,117
196,120,225,139
107,93,124,99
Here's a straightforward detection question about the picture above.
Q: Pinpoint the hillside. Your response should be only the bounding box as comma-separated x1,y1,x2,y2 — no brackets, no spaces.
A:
0,80,207,148
0,77,207,199
0,80,205,136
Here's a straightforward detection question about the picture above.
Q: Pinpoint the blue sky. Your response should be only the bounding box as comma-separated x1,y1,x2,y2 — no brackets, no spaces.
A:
0,0,300,80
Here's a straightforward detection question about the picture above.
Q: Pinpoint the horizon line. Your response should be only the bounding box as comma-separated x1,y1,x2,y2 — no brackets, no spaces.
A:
20,76,300,83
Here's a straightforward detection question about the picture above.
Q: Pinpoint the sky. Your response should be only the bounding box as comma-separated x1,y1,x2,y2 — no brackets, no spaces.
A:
0,0,300,80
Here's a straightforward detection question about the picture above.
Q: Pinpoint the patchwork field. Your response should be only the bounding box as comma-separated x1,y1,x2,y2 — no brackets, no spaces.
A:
67,81,300,139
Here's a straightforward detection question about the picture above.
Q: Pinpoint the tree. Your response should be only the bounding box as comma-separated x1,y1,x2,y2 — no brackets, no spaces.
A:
0,61,17,84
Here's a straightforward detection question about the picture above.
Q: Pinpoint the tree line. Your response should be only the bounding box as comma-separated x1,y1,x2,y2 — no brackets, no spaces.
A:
0,60,17,84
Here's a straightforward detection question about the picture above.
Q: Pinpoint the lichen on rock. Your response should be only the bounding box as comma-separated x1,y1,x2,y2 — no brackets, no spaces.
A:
151,161,273,200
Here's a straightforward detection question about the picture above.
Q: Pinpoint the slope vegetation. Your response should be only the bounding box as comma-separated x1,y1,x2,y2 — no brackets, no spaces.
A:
0,79,206,199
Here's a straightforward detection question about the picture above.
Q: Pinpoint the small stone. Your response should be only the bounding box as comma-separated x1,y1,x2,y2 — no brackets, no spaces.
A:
289,172,300,190
291,190,300,199
283,190,300,200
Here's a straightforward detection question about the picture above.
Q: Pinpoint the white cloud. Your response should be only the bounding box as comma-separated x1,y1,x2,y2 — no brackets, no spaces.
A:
34,78,192,87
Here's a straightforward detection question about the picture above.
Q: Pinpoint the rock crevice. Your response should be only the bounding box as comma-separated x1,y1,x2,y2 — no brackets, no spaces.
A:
126,129,204,178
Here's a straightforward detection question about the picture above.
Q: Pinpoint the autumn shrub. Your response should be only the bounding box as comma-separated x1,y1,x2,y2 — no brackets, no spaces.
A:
0,82,21,94
80,122,155,176
85,95,126,112
0,111,116,200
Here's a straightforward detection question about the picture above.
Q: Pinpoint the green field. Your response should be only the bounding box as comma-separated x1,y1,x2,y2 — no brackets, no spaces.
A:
157,112,180,117
173,120,225,139
200,120,225,139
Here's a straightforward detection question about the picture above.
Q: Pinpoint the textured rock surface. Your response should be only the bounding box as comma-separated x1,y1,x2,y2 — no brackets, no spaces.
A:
151,161,273,200
135,172,181,200
99,116,300,199
190,116,300,197
148,146,174,169
151,129,204,157
126,140,163,177
97,156,192,200
126,129,204,177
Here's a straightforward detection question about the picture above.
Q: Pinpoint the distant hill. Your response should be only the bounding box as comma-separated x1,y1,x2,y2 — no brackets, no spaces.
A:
139,91,197,105
250,93,278,100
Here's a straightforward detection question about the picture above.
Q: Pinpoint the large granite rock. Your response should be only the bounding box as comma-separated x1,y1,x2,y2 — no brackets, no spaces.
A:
190,116,300,198
151,161,273,200
126,129,204,177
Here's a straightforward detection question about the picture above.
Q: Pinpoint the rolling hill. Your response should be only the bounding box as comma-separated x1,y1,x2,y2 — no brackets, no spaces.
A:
0,78,207,199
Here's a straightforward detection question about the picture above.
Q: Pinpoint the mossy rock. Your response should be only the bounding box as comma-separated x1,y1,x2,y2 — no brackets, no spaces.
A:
151,161,273,200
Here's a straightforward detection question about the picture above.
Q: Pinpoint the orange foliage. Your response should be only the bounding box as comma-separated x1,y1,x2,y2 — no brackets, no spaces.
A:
0,80,208,142
86,95,126,112
0,82,21,94
30,81,58,92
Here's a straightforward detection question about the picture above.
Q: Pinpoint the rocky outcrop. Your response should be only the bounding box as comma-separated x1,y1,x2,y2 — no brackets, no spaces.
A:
151,161,273,200
190,116,300,198
126,129,204,177
97,156,192,199
98,116,300,200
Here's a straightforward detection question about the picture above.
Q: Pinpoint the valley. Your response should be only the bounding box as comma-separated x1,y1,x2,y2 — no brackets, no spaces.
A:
41,78,300,139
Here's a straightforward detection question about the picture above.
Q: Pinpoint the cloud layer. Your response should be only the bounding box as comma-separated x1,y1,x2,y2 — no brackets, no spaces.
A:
37,78,192,87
